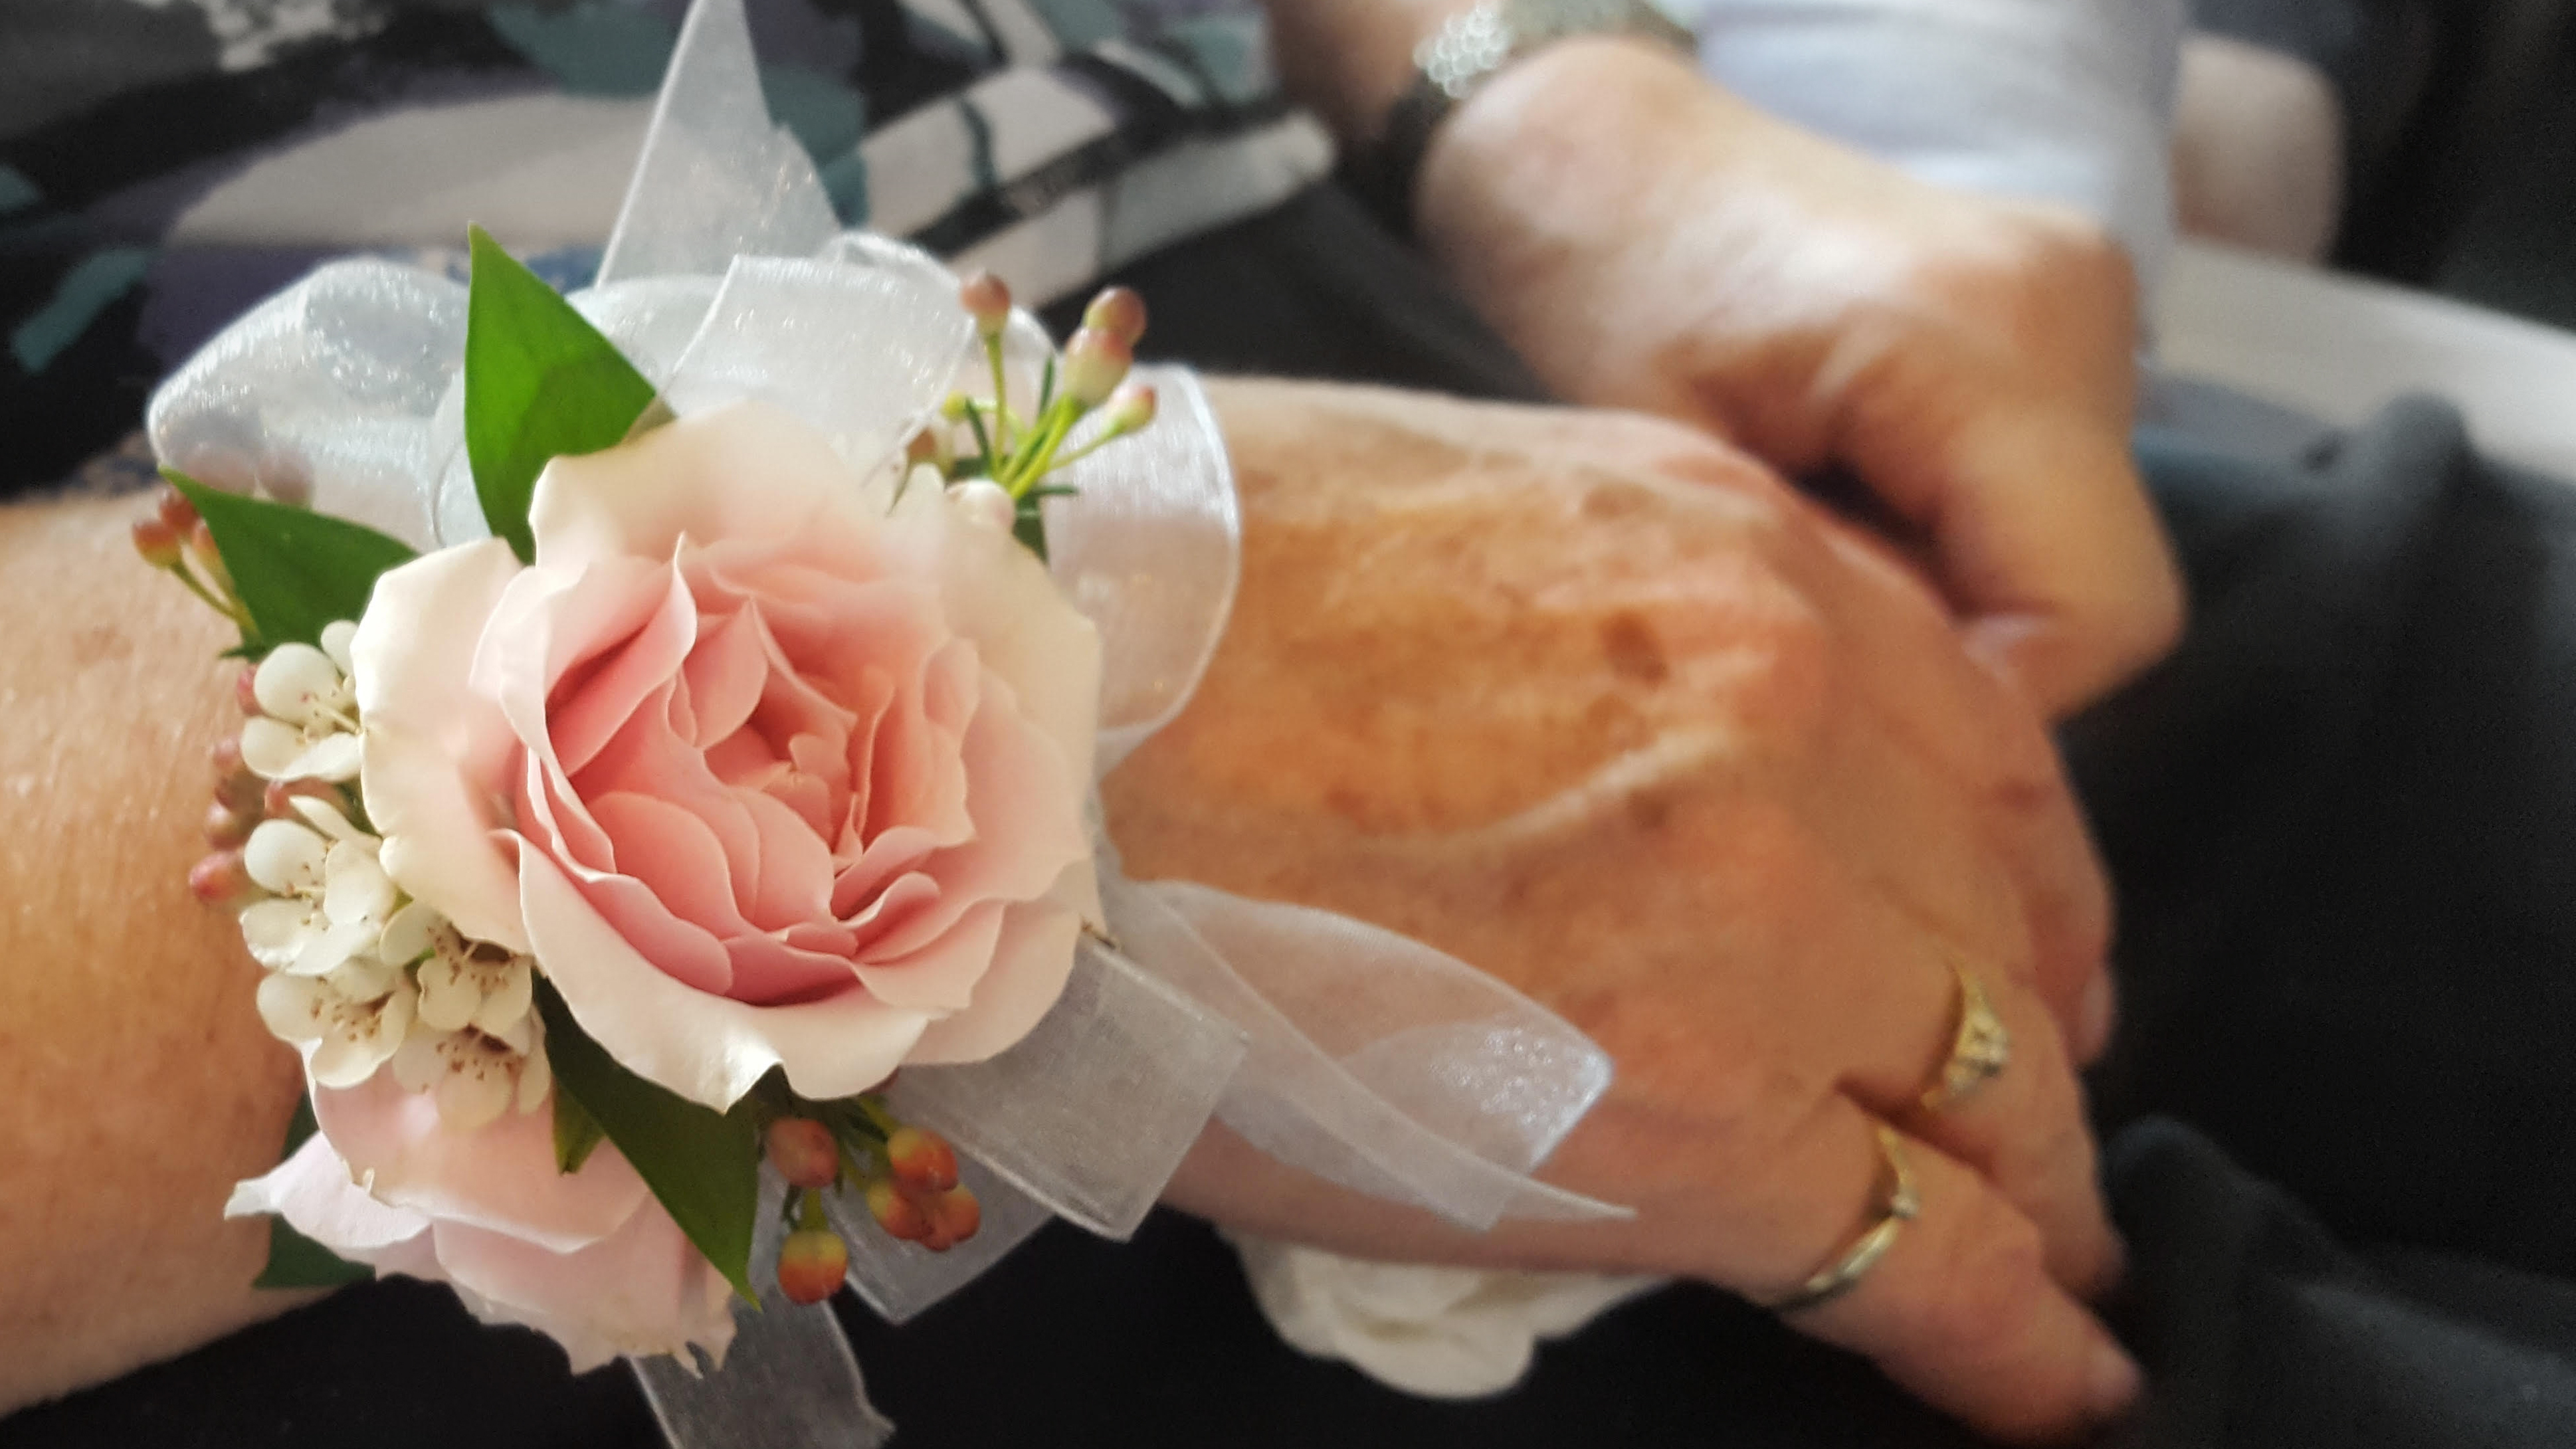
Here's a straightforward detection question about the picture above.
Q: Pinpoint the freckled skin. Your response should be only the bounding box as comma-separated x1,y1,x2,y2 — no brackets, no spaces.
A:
1114,382,2133,1445
0,496,311,1413
0,385,2123,1443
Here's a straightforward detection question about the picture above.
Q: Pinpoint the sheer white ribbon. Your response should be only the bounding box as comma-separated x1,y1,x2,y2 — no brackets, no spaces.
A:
148,1,1623,1441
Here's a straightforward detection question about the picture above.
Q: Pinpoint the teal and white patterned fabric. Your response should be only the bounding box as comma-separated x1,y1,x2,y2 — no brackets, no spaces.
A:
0,0,1330,492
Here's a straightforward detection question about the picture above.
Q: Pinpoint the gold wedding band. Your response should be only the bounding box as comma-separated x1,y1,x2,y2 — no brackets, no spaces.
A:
1770,1124,1920,1314
1920,955,2011,1111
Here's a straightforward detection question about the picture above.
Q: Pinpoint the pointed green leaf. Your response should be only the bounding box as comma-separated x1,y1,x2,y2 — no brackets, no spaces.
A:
165,470,417,654
255,1216,373,1289
253,1095,371,1288
536,980,760,1301
553,1078,607,1175
464,225,656,562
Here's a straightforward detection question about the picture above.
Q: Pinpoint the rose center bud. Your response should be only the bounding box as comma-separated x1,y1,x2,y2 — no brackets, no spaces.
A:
362,404,1102,1110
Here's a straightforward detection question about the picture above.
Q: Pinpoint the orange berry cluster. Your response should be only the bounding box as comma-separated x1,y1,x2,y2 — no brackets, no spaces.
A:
764,1108,982,1306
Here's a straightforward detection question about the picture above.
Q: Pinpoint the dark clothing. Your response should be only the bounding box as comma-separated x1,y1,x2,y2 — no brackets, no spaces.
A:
11,184,2576,1449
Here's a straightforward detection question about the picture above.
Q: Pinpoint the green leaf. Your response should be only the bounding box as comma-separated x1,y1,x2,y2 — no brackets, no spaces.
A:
165,470,417,653
280,1094,321,1158
255,1216,373,1289
553,1080,607,1175
536,980,761,1301
1013,496,1049,562
252,1095,370,1288
464,225,657,562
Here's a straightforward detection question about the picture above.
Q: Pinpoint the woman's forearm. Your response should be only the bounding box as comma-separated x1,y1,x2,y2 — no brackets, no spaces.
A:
0,494,310,1413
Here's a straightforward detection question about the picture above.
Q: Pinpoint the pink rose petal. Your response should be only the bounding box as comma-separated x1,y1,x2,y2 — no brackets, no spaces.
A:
548,562,698,775
524,847,933,1106
680,606,768,747
313,1070,648,1252
432,1197,737,1373
904,894,1087,1064
590,791,756,940
850,900,1006,1013
353,539,530,951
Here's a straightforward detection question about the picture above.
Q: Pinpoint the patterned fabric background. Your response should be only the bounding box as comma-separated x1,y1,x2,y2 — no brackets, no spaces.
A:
0,0,1330,492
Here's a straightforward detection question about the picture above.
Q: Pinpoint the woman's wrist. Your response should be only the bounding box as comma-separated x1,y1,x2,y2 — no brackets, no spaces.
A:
0,495,312,1413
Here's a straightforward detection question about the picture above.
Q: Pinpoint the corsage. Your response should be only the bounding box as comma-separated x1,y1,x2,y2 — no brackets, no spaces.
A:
136,1,1624,1440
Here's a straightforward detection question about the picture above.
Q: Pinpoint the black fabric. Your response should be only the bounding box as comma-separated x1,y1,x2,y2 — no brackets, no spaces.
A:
12,183,2576,1448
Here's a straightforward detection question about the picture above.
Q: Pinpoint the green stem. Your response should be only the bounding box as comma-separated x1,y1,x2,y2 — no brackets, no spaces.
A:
164,561,254,634
1042,423,1135,474
983,333,1013,453
961,401,997,480
855,1094,902,1137
1003,398,1083,498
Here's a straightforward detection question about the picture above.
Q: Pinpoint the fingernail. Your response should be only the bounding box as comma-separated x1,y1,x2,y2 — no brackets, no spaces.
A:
2086,1341,2143,1422
2080,972,2118,1062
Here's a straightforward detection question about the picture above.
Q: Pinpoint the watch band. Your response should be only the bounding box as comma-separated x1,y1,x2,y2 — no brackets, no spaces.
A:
1353,0,1694,236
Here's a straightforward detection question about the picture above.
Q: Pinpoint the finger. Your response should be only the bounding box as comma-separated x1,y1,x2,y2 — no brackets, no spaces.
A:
1775,1102,2143,1445
1752,854,2116,1299
1851,395,2185,721
1845,953,2122,1298
1795,509,2113,1052
1977,737,2118,1064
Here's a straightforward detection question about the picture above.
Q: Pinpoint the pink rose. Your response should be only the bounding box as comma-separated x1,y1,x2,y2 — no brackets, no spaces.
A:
351,400,1102,1111
229,1073,736,1369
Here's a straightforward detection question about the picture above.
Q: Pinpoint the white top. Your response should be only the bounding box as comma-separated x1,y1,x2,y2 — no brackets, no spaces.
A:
1674,0,2186,292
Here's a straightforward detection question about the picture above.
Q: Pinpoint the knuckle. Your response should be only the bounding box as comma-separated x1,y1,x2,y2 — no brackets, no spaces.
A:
1902,1193,2053,1365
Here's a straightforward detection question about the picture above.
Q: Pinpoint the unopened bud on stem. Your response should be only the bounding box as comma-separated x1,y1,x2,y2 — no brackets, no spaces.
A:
156,486,200,535
958,270,1012,338
886,1126,959,1193
205,800,256,850
262,777,339,821
132,515,183,569
776,1226,848,1305
1080,286,1147,347
187,519,234,594
866,1179,932,1242
765,1117,842,1191
1101,382,1157,436
189,849,261,911
1061,328,1132,408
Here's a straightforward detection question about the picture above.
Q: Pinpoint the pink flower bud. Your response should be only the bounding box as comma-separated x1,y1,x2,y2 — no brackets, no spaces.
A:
187,519,234,594
765,1117,841,1191
904,426,949,473
775,1228,848,1305
931,1185,981,1245
156,486,199,534
1102,382,1157,435
205,800,255,850
131,515,183,569
1060,328,1132,408
262,776,339,820
886,1126,959,1193
188,850,260,910
1080,286,1147,347
234,665,263,716
957,270,1011,337
866,1179,932,1242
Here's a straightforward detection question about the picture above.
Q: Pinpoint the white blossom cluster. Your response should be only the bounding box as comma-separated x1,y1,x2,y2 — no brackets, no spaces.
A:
231,624,550,1130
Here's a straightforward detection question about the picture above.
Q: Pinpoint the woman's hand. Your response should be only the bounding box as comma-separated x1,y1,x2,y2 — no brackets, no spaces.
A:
1112,379,2139,1444
1415,38,2183,721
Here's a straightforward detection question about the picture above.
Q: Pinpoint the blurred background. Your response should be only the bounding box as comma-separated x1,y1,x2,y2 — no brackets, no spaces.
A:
2181,0,2576,328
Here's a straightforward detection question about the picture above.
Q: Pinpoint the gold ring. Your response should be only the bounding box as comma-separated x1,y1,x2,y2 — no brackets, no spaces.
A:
1920,956,2011,1111
1769,1124,1920,1314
